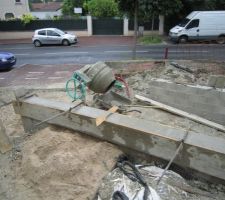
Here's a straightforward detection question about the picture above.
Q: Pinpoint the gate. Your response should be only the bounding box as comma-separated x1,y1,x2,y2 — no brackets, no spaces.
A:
92,18,123,35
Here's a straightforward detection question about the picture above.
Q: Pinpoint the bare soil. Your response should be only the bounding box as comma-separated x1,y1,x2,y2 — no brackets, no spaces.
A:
0,60,225,200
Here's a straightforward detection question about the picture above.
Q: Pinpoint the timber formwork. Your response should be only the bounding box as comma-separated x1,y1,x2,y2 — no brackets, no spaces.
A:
13,96,225,181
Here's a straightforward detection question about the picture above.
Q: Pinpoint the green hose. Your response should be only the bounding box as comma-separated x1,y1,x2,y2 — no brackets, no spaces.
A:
65,73,86,101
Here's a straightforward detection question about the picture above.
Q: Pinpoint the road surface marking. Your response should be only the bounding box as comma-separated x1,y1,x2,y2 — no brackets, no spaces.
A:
47,77,63,79
169,50,209,53
28,72,45,74
0,47,33,50
104,50,148,53
55,71,70,73
105,50,132,53
25,77,39,80
45,52,88,55
0,78,5,80
15,53,30,56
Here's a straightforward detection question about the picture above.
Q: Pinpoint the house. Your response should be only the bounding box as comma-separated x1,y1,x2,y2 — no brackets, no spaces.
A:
0,0,30,20
30,2,63,19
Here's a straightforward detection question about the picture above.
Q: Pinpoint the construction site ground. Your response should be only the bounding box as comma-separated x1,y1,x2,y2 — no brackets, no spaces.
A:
1,60,225,200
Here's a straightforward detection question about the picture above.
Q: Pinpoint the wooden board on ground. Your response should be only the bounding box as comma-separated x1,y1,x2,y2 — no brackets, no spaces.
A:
135,94,225,133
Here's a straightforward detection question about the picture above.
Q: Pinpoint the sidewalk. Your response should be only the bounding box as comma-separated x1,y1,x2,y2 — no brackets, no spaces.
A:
0,36,134,46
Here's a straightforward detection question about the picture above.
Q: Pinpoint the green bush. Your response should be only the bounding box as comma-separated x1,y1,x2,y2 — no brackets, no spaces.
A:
87,0,119,17
21,13,36,25
138,35,162,44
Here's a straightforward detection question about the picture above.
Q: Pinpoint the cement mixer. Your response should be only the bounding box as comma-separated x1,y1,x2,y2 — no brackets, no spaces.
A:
66,62,130,104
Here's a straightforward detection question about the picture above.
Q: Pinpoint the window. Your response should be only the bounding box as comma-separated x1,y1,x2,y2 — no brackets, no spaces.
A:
186,19,199,29
47,30,60,37
15,0,21,3
178,18,190,27
38,30,46,36
5,13,14,19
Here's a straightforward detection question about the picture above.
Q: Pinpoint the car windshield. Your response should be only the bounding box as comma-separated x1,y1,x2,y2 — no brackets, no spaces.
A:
54,28,65,35
178,18,190,27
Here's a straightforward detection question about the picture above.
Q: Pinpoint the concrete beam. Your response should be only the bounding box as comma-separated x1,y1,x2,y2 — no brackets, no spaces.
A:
13,96,225,181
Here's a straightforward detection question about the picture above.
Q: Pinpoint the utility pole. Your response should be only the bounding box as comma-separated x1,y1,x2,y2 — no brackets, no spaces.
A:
132,0,138,60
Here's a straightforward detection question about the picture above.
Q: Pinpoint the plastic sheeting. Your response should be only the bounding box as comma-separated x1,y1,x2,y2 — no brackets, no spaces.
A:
97,166,215,200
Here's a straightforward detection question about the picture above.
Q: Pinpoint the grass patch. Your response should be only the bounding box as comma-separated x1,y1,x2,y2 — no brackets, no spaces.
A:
138,35,162,44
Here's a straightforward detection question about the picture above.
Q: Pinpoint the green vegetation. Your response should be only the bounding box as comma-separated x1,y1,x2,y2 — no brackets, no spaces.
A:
87,0,119,17
117,0,183,19
138,35,162,45
21,13,36,25
62,0,84,16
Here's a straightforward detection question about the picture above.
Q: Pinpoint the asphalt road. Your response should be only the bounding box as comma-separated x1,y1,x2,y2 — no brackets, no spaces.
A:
1,43,225,67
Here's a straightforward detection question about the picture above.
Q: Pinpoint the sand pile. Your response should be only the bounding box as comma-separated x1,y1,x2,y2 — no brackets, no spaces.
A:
1,126,122,200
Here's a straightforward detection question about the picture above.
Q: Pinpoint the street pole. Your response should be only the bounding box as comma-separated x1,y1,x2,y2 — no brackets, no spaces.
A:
132,0,138,60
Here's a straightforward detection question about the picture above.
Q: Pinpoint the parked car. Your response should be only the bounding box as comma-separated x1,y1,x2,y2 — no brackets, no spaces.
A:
32,28,78,47
0,52,16,71
169,11,225,44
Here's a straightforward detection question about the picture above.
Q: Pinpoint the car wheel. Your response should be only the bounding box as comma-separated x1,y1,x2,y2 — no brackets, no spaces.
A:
34,40,41,47
62,39,70,46
216,35,225,44
178,35,188,44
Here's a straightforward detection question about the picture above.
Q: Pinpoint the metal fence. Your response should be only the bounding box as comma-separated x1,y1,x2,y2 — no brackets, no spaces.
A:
0,19,87,31
92,18,123,35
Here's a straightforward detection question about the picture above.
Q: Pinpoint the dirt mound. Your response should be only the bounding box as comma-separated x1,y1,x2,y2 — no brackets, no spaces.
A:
15,126,122,200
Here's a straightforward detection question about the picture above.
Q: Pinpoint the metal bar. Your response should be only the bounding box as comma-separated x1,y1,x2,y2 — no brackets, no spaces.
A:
34,101,83,127
13,96,225,181
157,125,190,185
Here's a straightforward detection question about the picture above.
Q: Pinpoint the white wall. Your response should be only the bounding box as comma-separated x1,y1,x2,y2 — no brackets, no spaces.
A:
31,10,62,19
0,0,30,20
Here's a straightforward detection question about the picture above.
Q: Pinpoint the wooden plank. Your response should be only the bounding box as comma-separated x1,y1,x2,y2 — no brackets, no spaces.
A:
135,94,225,133
0,119,12,154
13,96,225,181
96,105,118,126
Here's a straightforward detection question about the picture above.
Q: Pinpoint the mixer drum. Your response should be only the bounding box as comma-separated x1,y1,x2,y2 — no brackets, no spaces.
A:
85,62,116,93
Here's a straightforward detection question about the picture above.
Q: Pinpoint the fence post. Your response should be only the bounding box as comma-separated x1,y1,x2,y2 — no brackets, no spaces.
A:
87,15,92,36
164,47,168,59
123,17,129,36
159,15,164,36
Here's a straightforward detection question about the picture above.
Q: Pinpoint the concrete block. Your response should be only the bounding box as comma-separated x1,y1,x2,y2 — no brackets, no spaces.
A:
208,75,217,87
215,76,225,88
208,75,225,88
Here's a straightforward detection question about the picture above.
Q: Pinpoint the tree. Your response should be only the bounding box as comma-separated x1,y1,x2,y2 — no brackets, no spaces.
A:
62,0,84,16
87,0,119,17
117,0,183,59
118,0,182,19
181,0,225,11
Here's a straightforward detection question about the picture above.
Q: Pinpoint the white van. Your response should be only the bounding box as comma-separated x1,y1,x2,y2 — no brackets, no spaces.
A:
169,11,225,44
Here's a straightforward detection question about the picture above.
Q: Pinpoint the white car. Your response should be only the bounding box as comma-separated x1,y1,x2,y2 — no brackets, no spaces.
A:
32,28,78,47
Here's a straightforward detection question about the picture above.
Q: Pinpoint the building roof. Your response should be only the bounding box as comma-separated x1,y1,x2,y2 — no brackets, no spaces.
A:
31,2,62,12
